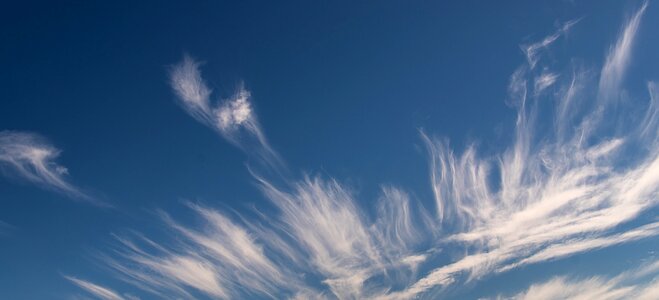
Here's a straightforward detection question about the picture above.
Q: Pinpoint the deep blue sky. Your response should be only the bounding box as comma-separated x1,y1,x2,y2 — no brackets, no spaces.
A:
1,1,658,299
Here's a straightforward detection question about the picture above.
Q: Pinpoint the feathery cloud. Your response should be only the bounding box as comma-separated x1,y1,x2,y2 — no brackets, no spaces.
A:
0,131,101,205
521,19,578,70
499,260,659,300
169,56,283,171
598,0,648,102
65,276,125,300
83,2,658,299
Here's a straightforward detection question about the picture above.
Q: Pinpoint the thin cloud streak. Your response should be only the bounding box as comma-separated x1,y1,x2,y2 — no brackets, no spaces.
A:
598,0,648,102
498,260,659,300
0,131,102,205
65,276,125,300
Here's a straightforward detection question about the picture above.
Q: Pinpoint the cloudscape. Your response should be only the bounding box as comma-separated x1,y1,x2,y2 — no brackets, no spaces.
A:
1,1,658,299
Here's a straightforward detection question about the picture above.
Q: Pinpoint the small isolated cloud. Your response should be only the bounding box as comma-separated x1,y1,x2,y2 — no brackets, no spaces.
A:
521,19,579,69
65,276,125,300
98,181,430,299
169,56,283,171
534,72,559,94
0,131,102,205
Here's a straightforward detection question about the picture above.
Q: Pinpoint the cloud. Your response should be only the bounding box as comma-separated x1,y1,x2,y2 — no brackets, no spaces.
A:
498,221,659,272
390,3,658,297
521,19,579,70
499,260,659,300
65,276,125,300
169,55,283,171
598,0,648,101
100,182,430,299
84,2,658,299
0,131,102,205
100,204,305,299
534,72,559,94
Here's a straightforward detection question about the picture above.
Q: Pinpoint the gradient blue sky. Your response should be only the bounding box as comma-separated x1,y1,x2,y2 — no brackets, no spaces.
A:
1,1,658,299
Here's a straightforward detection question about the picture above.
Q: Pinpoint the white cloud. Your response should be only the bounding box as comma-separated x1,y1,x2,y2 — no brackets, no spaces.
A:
169,56,283,171
534,72,559,94
598,0,648,101
389,4,658,297
499,260,659,300
65,276,125,300
521,19,578,69
98,179,432,299
88,2,658,299
0,131,102,205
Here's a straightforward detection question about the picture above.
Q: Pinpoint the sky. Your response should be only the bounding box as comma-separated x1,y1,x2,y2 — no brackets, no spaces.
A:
1,0,658,299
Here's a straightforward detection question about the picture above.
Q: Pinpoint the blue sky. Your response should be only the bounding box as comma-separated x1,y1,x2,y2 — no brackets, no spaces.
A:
1,0,658,299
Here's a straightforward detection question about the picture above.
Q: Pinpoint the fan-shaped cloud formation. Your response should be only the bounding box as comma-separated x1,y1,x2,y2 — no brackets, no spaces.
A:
70,2,659,299
0,131,101,205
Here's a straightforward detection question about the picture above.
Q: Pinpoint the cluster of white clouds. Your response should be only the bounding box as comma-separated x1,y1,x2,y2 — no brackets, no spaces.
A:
1,1,656,299
70,2,658,299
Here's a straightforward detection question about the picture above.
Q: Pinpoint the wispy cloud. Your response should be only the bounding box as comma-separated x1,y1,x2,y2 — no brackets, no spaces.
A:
392,3,656,297
598,0,648,102
99,184,429,299
0,131,102,205
521,19,579,70
534,71,559,95
65,276,125,300
169,55,283,171
498,260,659,300
82,2,658,299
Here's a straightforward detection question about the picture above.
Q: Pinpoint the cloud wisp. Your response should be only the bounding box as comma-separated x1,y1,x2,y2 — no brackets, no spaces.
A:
598,1,648,102
496,260,659,300
169,56,283,171
521,18,579,70
65,276,126,300
73,2,658,299
0,131,102,205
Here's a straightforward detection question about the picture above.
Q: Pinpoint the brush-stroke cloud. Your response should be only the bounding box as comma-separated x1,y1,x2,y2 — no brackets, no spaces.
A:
77,2,658,299
65,276,125,300
0,131,102,205
496,260,659,300
598,1,648,102
391,3,656,297
521,19,578,70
